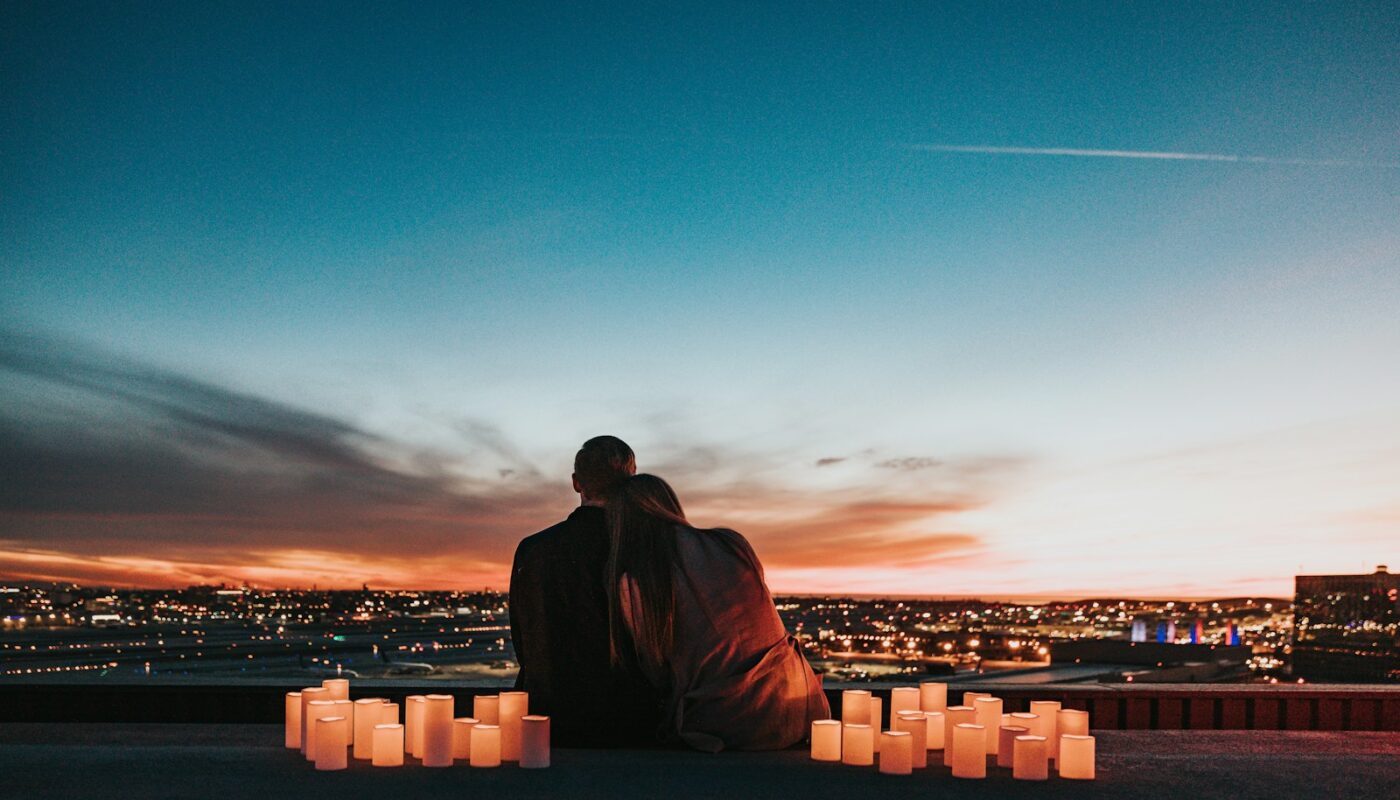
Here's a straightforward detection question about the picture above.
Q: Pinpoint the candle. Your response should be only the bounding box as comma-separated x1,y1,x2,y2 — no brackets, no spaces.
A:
893,712,927,768
870,697,883,751
889,687,920,717
840,724,873,766
321,678,350,701
314,716,349,771
406,695,426,757
1055,709,1090,763
942,706,974,767
499,691,529,761
379,701,400,730
923,711,945,750
521,715,550,768
950,723,986,779
878,731,912,775
453,717,478,760
332,699,353,743
810,719,841,761
997,725,1028,768
919,681,947,713
1010,711,1038,731
1028,701,1061,757
1012,734,1048,780
473,694,500,725
299,687,328,755
421,694,455,767
304,699,338,762
284,692,302,749
972,697,1003,754
470,724,502,768
962,691,990,706
1058,734,1095,779
841,689,871,725
372,724,404,767
352,699,384,758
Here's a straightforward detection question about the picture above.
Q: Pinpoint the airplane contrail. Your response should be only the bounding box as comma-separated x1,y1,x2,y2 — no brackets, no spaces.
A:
911,144,1400,169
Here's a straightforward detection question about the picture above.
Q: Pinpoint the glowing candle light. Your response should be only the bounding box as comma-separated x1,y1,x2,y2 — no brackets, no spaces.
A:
314,716,349,771
997,725,1028,768
841,723,874,766
1012,734,1048,780
950,723,987,779
942,706,975,767
299,687,328,755
1028,701,1061,757
810,719,841,761
923,711,945,750
870,697,883,751
1058,734,1095,779
421,694,455,767
321,678,349,701
878,731,913,775
841,689,872,725
499,691,528,761
353,699,384,759
1056,709,1090,763
890,687,919,717
470,724,502,768
521,715,550,768
973,697,1003,754
453,717,478,760
919,681,947,713
473,694,500,725
893,711,927,768
372,724,404,767
304,699,338,762
406,695,426,757
284,692,301,749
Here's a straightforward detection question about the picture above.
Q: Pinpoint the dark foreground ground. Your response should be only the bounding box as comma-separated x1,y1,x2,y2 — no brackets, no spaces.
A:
1,724,1397,800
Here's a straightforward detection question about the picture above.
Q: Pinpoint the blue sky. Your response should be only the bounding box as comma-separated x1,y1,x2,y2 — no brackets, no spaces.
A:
2,2,1397,595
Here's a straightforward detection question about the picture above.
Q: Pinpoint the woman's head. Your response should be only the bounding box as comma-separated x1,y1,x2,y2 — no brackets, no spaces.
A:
610,473,686,527
605,474,688,668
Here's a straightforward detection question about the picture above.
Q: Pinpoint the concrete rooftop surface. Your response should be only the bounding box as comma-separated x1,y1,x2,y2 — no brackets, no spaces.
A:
1,724,1397,800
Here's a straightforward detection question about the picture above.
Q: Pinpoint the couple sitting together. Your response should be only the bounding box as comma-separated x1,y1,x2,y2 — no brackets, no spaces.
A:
509,435,830,751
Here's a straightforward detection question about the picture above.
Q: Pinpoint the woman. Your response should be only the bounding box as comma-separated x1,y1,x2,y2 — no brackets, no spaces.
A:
605,474,830,752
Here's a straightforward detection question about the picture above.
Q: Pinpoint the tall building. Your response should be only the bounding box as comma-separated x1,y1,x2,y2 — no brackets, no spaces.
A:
1292,565,1400,682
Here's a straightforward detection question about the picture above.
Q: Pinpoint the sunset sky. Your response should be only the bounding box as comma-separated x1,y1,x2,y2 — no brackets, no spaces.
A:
3,3,1397,598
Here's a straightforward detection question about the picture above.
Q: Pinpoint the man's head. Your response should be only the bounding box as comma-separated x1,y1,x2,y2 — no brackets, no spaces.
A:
572,435,636,503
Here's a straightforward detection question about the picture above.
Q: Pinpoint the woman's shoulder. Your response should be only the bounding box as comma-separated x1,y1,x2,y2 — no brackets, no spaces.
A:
676,525,760,564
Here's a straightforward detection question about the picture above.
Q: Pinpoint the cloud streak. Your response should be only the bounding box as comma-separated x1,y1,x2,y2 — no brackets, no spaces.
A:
911,144,1400,169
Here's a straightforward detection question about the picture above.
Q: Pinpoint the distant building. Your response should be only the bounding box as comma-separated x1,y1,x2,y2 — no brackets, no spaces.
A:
1292,566,1400,682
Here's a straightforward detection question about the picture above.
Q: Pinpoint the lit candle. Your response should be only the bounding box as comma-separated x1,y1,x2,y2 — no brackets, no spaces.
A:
473,694,500,725
942,706,975,767
299,687,328,755
1055,709,1090,763
840,723,873,766
321,678,350,701
1058,734,1095,779
521,715,550,768
810,719,841,761
870,697,883,751
314,716,349,771
453,717,478,760
304,699,338,761
406,695,426,758
923,711,945,750
332,699,353,742
421,694,455,767
353,699,384,759
379,701,400,729
950,723,986,779
841,689,872,725
372,724,404,767
919,681,947,713
284,691,302,749
470,724,502,768
893,712,927,768
972,697,1003,754
1010,711,1038,731
1028,701,1061,758
499,691,529,761
996,725,1028,768
1012,734,1048,780
889,687,920,717
878,731,912,775
962,691,989,706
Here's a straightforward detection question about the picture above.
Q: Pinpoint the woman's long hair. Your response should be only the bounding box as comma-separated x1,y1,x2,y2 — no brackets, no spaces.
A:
606,474,687,669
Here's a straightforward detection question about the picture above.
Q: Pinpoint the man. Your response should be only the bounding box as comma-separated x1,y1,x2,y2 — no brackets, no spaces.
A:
509,435,658,745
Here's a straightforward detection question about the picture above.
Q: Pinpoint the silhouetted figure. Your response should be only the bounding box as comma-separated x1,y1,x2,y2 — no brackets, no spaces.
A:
607,474,830,751
509,436,660,746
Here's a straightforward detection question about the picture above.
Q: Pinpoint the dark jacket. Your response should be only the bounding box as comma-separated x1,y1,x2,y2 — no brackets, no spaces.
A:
509,505,660,746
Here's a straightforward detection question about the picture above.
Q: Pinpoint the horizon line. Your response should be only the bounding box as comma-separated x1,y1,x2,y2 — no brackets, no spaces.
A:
910,143,1400,169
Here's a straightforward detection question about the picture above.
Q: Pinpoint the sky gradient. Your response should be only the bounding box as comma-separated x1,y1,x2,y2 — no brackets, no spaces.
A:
3,2,1398,598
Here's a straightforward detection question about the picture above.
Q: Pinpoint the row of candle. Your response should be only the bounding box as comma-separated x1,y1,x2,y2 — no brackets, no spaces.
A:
810,685,1095,780
283,679,550,770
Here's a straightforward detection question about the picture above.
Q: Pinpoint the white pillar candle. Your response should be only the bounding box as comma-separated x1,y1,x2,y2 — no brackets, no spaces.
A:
1028,701,1061,758
997,725,1028,768
499,691,528,761
810,719,841,761
1055,709,1090,763
521,715,550,768
1012,734,1048,780
878,731,912,775
421,694,455,767
379,701,399,727
469,724,502,768
942,706,975,767
919,682,947,713
304,699,339,762
962,691,990,706
870,697,883,751
841,723,873,766
950,723,986,779
331,699,352,740
372,724,404,767
893,712,927,768
1058,734,1095,780
314,716,349,771
923,711,945,750
889,687,920,717
973,697,1003,754
299,687,328,755
1010,711,1038,730
473,694,500,725
841,690,871,725
406,695,426,757
353,699,384,758
453,717,478,760
321,678,350,701
284,691,302,749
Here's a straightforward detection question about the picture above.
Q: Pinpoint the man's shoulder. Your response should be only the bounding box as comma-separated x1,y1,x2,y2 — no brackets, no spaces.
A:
515,507,606,559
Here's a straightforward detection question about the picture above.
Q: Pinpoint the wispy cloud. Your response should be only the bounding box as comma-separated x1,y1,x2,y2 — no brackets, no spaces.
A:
911,144,1400,169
